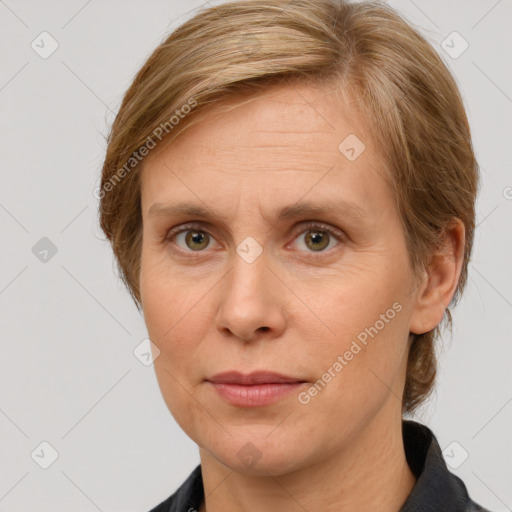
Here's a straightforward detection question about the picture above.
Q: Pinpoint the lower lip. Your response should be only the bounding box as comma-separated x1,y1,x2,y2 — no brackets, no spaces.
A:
208,382,305,407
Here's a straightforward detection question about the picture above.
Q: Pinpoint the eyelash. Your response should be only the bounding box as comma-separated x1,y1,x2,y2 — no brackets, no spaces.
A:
164,221,345,260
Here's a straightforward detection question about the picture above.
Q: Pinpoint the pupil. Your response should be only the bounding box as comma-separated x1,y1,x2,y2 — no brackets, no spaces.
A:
187,231,208,250
307,230,328,251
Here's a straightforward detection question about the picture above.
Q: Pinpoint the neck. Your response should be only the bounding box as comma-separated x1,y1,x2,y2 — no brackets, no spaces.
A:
198,406,417,512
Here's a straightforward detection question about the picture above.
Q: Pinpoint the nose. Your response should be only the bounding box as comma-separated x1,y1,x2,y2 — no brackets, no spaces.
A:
215,249,287,342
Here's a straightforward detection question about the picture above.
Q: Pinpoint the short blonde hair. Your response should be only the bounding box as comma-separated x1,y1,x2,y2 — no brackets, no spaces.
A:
99,0,479,413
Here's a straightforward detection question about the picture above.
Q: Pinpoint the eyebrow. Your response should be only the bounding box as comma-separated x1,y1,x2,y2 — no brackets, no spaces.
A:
147,198,366,223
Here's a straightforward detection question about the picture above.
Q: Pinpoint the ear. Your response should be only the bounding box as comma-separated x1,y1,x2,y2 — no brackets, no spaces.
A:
409,219,465,335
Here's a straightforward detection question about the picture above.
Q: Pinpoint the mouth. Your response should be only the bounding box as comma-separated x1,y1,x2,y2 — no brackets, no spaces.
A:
207,370,307,385
206,371,308,407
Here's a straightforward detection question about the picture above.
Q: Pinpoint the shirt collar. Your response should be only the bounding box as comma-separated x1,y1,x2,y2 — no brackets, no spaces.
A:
399,420,485,511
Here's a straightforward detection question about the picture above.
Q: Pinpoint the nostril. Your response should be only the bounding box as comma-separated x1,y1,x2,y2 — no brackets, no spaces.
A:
258,326,270,332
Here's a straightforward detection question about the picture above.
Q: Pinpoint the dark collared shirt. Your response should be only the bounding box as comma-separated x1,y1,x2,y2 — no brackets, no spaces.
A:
148,420,492,512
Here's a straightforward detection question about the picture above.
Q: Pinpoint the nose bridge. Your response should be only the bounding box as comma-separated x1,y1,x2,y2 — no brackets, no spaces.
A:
215,243,285,341
229,244,267,299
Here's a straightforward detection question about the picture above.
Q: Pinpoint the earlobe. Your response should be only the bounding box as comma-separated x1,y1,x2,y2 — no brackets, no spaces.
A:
409,219,465,335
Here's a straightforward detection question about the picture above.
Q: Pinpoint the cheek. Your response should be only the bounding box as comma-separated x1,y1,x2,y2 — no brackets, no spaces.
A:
297,267,412,409
140,253,218,383
151,356,211,447
299,263,408,343
141,250,192,339
141,268,211,438
142,281,205,360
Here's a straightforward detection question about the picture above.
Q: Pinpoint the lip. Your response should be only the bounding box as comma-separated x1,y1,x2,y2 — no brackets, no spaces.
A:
207,370,306,385
206,371,308,407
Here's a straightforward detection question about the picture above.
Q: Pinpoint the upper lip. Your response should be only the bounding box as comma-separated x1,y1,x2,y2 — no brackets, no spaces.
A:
207,371,306,385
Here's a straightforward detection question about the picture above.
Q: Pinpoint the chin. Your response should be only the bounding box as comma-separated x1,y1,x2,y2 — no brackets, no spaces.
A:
201,429,317,477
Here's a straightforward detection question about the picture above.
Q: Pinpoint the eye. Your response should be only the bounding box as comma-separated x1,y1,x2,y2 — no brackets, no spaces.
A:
165,221,344,258
167,223,216,252
289,222,343,254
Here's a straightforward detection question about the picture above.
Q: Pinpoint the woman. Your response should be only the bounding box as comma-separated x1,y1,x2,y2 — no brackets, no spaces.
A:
98,0,490,510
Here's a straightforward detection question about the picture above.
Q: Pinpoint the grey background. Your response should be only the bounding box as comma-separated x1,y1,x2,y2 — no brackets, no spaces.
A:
0,0,511,510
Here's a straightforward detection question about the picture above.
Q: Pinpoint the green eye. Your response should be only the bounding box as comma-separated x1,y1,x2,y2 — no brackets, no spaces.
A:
166,221,343,258
181,230,211,251
290,222,342,254
303,230,331,252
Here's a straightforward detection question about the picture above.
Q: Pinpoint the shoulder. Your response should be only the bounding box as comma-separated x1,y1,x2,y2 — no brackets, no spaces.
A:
147,492,176,512
147,465,203,512
149,491,177,512
400,420,494,512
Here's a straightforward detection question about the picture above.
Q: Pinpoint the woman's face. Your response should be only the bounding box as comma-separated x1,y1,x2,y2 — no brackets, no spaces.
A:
139,82,424,475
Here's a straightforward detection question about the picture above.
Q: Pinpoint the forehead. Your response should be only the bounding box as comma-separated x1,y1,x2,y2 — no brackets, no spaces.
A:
140,81,391,219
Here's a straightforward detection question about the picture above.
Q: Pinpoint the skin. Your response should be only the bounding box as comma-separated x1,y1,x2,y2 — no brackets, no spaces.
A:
139,81,465,512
